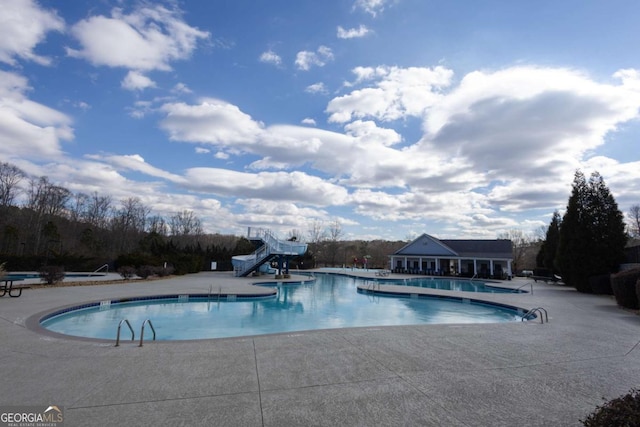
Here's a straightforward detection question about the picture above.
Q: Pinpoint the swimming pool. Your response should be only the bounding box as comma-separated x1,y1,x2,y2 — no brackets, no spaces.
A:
39,274,525,341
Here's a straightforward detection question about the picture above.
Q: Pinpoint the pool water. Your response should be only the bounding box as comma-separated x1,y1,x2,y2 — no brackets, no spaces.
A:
41,274,523,341
375,277,522,293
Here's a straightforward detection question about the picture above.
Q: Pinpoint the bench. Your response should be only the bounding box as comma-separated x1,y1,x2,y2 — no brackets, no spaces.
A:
0,278,31,297
375,270,390,277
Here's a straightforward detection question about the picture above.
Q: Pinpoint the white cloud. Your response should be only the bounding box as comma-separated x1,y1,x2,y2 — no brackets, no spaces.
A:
87,153,186,183
140,65,640,236
159,98,265,147
0,70,73,160
301,118,317,126
295,46,334,71
195,147,210,154
327,65,454,122
353,0,391,17
0,0,64,66
344,120,401,147
259,50,282,66
305,82,328,94
183,168,349,206
423,67,640,180
66,4,209,71
121,70,157,91
337,25,370,39
172,82,192,94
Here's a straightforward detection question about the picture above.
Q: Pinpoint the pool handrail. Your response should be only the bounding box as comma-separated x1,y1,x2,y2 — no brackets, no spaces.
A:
139,319,156,347
92,264,109,275
115,319,134,346
522,307,548,324
513,281,534,294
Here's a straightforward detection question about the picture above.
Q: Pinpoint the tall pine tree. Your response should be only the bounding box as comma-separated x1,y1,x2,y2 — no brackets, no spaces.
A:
537,210,561,274
556,171,627,292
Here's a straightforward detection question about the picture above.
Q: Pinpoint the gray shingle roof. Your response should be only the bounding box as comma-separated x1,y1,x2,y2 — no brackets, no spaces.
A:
393,234,513,259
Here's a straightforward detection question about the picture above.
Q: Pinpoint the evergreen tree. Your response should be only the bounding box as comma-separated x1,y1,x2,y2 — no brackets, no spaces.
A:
587,172,627,275
537,210,561,274
556,170,627,292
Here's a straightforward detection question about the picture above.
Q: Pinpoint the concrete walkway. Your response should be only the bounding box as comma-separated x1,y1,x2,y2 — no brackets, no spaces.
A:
1,271,639,426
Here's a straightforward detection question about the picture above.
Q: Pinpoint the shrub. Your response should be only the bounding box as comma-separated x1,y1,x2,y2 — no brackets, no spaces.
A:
0,262,6,278
136,265,155,279
589,274,613,295
39,265,65,285
118,266,137,280
155,265,174,277
610,268,640,309
582,388,640,426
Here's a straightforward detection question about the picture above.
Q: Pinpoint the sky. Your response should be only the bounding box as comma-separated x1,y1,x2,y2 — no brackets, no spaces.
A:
1,0,640,242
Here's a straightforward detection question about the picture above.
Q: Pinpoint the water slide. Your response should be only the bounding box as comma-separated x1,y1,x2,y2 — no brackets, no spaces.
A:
232,228,307,277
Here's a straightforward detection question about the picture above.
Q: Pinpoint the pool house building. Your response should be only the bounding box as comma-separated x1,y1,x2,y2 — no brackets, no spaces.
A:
390,234,513,279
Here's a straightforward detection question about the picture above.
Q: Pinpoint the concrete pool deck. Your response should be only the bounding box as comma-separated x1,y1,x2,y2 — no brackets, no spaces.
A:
1,270,639,426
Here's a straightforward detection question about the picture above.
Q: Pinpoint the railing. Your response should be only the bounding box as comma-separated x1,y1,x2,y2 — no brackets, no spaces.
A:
115,319,134,346
139,319,156,347
261,229,307,255
522,307,549,324
514,281,534,294
234,243,273,277
92,263,109,275
234,228,307,276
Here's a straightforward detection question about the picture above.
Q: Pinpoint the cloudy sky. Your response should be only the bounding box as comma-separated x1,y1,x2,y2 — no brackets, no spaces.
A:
1,0,639,241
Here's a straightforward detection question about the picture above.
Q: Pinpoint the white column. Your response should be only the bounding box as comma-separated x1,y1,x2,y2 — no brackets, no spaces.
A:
490,260,494,276
473,259,477,275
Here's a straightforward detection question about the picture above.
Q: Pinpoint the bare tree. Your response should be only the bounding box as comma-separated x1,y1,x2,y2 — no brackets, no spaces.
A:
85,192,113,229
169,210,203,236
23,177,71,254
26,177,71,217
111,197,150,252
0,162,26,207
148,215,168,236
326,219,343,266
306,219,326,244
328,219,343,241
497,229,533,273
629,205,640,238
68,192,89,223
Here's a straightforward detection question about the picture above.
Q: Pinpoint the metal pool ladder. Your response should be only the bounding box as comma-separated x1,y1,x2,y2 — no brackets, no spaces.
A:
139,319,156,347
115,319,134,346
522,307,549,324
115,319,156,346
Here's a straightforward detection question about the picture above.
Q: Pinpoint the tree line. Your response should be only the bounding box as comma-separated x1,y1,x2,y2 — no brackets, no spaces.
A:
0,161,405,274
0,161,253,273
1,161,636,279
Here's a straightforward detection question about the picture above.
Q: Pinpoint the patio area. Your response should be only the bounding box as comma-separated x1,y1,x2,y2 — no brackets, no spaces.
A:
1,271,639,426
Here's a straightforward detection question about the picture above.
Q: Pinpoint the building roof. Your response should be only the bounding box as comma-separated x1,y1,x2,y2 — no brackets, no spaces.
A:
393,234,513,259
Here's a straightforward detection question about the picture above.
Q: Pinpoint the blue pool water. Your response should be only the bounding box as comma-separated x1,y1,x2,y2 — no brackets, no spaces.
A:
375,277,523,293
40,274,523,341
